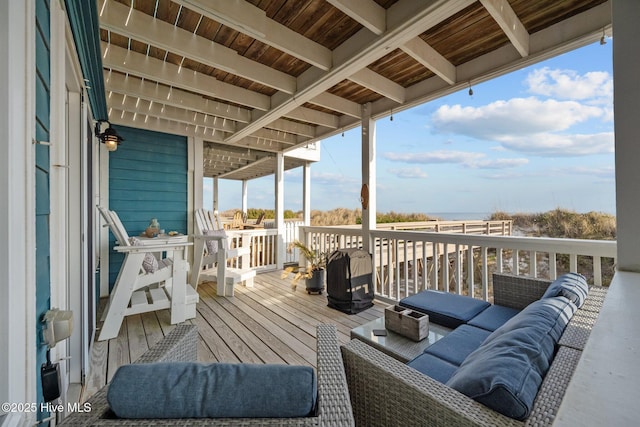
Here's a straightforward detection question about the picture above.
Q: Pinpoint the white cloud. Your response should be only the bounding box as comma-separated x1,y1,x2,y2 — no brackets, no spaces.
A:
312,171,358,186
384,150,484,164
470,158,529,169
499,132,613,156
526,67,612,101
432,97,603,139
388,167,429,179
384,150,528,170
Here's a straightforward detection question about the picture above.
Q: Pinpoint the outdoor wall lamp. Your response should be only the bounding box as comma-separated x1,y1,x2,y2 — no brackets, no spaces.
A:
95,120,124,151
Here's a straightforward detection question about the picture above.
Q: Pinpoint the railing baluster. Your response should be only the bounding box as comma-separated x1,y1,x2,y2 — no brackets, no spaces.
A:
482,246,488,301
432,242,439,291
455,243,462,295
593,256,602,286
467,245,474,298
530,250,537,277
550,252,557,280
513,248,519,275
442,243,449,293
570,254,578,273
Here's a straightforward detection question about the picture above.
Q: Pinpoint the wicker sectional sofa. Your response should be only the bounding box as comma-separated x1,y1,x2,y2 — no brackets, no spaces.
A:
341,273,607,427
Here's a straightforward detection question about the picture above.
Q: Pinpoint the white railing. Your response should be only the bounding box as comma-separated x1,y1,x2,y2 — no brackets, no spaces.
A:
299,225,617,303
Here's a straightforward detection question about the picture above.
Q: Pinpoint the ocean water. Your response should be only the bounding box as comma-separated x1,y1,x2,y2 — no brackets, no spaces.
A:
429,212,493,221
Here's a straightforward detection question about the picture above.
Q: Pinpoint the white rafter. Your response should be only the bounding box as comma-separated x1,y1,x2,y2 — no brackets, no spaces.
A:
173,0,332,70
401,37,456,85
102,42,270,111
326,0,386,35
225,0,476,144
104,71,251,123
107,93,235,133
309,92,362,118
266,119,316,139
348,68,406,104
98,0,296,94
285,107,340,129
480,0,529,57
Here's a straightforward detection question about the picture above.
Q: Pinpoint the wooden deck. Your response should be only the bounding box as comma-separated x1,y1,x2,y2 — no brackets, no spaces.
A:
84,270,384,401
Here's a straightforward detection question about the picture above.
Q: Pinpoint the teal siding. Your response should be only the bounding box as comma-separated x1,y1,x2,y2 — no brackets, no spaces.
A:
108,126,188,288
35,0,50,421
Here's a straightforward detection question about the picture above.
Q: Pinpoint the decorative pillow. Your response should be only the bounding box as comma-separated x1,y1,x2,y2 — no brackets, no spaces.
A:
542,272,589,308
107,362,317,419
204,229,227,256
128,237,158,273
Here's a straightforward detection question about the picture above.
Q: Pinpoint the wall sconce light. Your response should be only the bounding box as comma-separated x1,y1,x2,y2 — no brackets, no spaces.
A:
95,120,124,151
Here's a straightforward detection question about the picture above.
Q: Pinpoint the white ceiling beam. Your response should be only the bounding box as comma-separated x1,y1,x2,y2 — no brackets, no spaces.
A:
173,0,332,70
217,156,273,180
225,0,475,144
480,0,529,57
98,0,296,94
107,93,235,133
110,108,287,153
309,92,361,118
326,0,386,35
401,37,456,85
102,42,270,111
250,128,296,145
266,118,316,139
104,71,251,123
348,68,406,103
285,107,340,129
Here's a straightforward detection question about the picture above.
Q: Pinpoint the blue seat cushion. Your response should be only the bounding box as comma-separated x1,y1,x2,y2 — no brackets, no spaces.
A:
446,296,577,421
542,272,589,308
407,352,459,384
468,305,521,332
399,290,491,328
423,325,492,366
107,362,317,419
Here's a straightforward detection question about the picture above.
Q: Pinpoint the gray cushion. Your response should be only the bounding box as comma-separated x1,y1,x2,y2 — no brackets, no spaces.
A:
204,229,227,255
542,272,589,308
407,352,459,384
423,325,491,366
468,305,521,332
399,290,490,328
446,296,576,420
107,362,317,419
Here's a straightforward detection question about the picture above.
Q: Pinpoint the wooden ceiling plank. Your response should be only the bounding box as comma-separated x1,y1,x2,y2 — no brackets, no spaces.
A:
173,0,332,70
326,0,386,35
401,37,456,85
107,92,236,133
225,0,474,144
348,68,406,103
285,106,340,129
309,92,361,118
104,71,251,123
98,0,296,94
480,0,529,57
102,42,270,111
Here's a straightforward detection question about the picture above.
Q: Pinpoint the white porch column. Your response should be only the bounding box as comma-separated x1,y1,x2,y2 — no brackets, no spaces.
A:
614,0,640,272
275,152,285,269
0,0,35,423
213,176,219,212
303,162,311,226
242,179,248,215
361,103,376,253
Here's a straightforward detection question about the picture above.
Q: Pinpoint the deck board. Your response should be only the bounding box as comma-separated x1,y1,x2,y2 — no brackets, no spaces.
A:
84,270,384,402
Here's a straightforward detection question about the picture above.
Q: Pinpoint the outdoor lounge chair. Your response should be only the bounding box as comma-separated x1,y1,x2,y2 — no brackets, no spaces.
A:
191,208,255,296
59,324,355,426
97,207,198,341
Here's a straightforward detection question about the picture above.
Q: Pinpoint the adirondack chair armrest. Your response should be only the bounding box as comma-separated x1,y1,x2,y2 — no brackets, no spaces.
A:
114,242,193,253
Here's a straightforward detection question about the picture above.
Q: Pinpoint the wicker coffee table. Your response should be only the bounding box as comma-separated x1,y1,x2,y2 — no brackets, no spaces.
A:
350,317,453,362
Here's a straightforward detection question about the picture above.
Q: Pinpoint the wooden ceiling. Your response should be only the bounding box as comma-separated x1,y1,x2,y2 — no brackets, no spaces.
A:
97,0,611,180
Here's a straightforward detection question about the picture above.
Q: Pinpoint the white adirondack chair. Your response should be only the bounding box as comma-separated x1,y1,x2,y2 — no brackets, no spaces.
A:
97,206,198,341
191,208,255,297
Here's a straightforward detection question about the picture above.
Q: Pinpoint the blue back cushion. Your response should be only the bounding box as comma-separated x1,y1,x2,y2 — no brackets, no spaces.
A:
107,362,317,419
446,296,576,420
542,272,589,308
399,290,490,328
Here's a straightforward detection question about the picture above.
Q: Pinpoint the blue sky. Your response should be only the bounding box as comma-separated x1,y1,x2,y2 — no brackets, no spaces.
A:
205,41,614,218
